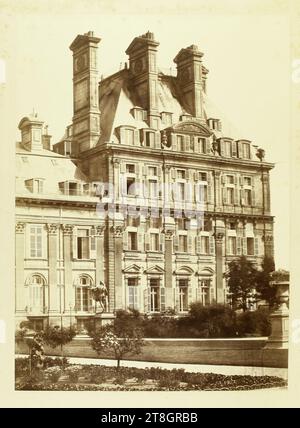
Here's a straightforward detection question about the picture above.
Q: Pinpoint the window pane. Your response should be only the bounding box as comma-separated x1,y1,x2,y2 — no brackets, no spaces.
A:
128,232,137,251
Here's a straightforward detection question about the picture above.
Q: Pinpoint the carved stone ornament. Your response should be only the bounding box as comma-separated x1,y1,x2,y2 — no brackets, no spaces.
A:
111,225,124,237
95,224,106,236
47,223,59,235
62,224,74,235
163,229,174,240
215,232,224,242
15,222,25,233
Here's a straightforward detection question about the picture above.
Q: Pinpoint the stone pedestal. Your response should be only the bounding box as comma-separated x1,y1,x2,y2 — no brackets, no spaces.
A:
265,281,289,349
94,312,115,328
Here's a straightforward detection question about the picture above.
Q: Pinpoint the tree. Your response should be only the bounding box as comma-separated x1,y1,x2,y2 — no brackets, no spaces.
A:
90,313,145,369
42,325,76,364
255,256,277,307
15,325,45,375
224,256,259,312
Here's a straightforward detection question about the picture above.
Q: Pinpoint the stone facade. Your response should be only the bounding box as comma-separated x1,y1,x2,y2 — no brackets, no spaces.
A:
15,31,274,332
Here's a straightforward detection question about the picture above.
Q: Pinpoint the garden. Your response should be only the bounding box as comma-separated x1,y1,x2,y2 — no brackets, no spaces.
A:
15,357,287,391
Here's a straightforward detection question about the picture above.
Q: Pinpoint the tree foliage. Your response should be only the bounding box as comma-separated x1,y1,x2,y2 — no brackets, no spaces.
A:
255,256,277,307
224,256,259,312
42,325,76,349
90,312,145,368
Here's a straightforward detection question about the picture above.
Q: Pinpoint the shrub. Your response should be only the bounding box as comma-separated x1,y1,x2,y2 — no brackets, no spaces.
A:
142,314,178,338
236,309,271,337
15,357,30,377
44,366,62,382
64,365,82,382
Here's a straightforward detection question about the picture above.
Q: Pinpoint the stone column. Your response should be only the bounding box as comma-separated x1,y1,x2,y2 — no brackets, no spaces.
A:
265,281,289,349
110,225,124,311
62,224,74,314
15,222,25,315
47,224,59,318
215,230,225,303
95,224,106,285
164,228,174,309
214,171,222,210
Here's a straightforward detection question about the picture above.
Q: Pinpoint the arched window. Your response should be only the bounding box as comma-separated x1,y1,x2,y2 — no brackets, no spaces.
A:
75,276,93,312
27,274,46,314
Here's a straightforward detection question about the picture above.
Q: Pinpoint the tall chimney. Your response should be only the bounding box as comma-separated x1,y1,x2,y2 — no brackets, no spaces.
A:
126,31,160,129
174,44,204,119
69,31,101,152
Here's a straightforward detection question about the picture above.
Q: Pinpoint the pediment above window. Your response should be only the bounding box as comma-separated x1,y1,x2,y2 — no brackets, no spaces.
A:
197,267,214,276
174,265,194,275
123,264,141,273
169,121,212,137
144,265,165,275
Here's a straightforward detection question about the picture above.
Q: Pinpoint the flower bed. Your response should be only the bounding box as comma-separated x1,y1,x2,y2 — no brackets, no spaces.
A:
15,358,287,391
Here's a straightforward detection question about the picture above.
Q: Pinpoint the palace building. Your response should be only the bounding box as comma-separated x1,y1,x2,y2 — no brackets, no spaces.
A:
15,31,274,331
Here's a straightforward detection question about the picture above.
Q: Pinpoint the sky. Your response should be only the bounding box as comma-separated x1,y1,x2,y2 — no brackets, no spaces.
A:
1,1,290,269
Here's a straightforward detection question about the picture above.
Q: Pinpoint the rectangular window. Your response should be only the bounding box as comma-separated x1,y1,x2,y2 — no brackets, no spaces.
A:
226,187,234,205
30,225,43,258
65,141,71,156
227,175,234,185
178,182,185,200
228,236,237,255
243,143,251,159
199,279,211,306
201,236,209,254
128,232,137,251
150,278,160,312
77,229,89,259
128,278,139,310
68,182,79,196
199,172,207,182
126,164,135,174
148,180,158,198
145,132,155,147
177,218,187,230
148,166,157,176
244,189,252,205
178,279,189,312
150,217,160,228
198,138,207,154
179,235,188,253
177,169,186,179
126,177,136,196
225,141,232,157
125,129,134,145
244,177,251,186
150,233,159,251
177,135,184,151
198,184,208,202
247,237,254,255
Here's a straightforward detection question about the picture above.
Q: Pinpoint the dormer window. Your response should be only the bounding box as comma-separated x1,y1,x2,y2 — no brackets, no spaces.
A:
130,107,147,121
237,140,251,159
59,181,82,196
145,131,155,148
208,118,221,131
177,135,184,151
125,129,134,145
25,178,44,194
197,137,207,154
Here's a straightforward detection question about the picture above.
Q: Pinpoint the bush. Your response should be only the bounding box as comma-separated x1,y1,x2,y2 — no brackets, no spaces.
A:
64,365,82,382
44,366,62,382
236,309,271,337
43,356,69,368
142,314,178,338
15,357,30,377
178,303,237,338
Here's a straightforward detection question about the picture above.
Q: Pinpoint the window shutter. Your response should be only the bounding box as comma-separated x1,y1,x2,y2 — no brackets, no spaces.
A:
209,235,215,255
188,285,193,306
196,235,201,254
221,174,226,185
237,141,243,158
226,235,230,255
237,237,242,255
194,171,199,181
252,190,256,207
220,140,225,157
222,187,227,205
123,230,128,250
254,237,259,256
242,237,247,255
89,229,96,259
157,165,162,178
159,233,164,252
234,188,239,205
72,230,78,259
134,129,140,146
184,135,190,152
205,139,210,154
145,232,150,251
171,168,176,180
142,165,147,176
144,289,149,313
171,133,176,150
155,132,161,149
232,141,237,157
173,235,179,252
188,235,193,254
160,287,166,312
137,231,143,252
240,189,245,206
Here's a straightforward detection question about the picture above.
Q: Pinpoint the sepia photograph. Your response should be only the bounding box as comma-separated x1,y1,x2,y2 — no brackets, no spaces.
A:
1,0,299,408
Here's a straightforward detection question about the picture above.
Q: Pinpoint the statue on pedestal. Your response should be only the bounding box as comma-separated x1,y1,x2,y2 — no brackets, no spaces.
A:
90,281,108,313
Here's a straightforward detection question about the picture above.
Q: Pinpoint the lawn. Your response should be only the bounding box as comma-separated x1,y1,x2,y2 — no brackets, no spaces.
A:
15,357,287,391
